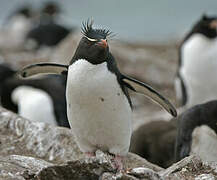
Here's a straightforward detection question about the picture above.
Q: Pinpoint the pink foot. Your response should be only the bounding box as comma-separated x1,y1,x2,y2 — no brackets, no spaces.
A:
85,152,95,158
112,155,124,171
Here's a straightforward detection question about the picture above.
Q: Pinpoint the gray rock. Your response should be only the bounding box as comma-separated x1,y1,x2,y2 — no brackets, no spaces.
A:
160,155,217,180
0,107,83,163
35,151,162,180
0,155,53,180
127,167,162,180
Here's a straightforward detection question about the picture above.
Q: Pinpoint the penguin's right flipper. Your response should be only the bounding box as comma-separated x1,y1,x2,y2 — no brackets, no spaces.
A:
122,75,177,117
18,63,68,78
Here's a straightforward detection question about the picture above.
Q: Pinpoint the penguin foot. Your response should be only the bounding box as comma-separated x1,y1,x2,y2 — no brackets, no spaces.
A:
112,155,124,171
85,152,95,157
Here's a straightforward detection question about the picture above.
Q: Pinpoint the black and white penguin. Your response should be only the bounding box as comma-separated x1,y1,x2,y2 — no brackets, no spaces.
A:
11,85,57,125
1,5,34,49
19,20,177,170
26,2,71,48
0,64,69,127
130,120,177,168
175,14,217,107
175,100,217,162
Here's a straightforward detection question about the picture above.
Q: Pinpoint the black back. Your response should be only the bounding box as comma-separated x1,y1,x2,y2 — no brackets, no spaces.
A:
0,64,16,83
175,100,217,161
27,23,70,47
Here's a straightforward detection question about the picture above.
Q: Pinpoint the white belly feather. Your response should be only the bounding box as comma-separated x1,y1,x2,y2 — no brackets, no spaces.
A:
180,34,217,107
66,59,132,156
11,86,57,125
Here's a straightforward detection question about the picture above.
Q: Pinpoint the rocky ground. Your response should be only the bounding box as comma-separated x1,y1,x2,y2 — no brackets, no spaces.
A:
1,108,217,179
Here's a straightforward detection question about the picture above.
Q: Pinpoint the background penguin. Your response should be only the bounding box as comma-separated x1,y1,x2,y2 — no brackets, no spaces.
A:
0,5,34,49
26,2,72,49
19,20,177,170
12,86,57,125
175,100,217,162
130,119,177,168
175,14,217,107
0,64,69,127
26,23,71,48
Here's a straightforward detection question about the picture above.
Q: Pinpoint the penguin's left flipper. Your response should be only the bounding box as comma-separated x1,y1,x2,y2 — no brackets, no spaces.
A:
18,63,68,78
122,75,177,117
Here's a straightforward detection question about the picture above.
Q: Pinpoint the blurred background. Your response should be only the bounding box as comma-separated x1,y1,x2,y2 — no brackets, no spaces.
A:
1,0,217,42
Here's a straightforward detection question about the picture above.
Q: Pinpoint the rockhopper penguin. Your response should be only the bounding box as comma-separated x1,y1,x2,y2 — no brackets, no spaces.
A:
19,20,177,170
175,14,217,107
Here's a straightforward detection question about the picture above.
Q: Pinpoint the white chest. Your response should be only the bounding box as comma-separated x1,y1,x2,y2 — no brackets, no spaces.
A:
11,86,57,125
181,34,217,75
66,59,132,155
180,34,217,106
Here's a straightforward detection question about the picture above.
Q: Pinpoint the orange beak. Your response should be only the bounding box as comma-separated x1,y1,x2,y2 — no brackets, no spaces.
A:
97,39,108,48
210,20,217,29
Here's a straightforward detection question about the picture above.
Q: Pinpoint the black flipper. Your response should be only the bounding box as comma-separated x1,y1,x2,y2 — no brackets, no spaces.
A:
18,63,68,78
121,75,177,117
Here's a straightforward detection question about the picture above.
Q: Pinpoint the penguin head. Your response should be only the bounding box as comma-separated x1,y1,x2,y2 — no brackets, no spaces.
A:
42,1,60,17
72,20,112,65
13,6,33,19
192,14,217,39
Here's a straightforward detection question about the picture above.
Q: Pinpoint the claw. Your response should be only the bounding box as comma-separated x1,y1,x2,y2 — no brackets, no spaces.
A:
85,152,95,158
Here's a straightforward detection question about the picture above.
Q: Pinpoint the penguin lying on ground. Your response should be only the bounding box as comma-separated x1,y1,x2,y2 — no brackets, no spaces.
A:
19,20,177,170
0,64,69,127
175,14,217,107
130,120,177,168
175,100,217,162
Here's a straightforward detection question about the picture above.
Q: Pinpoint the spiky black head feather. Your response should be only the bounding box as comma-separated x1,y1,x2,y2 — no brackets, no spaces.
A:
81,20,113,40
70,20,113,65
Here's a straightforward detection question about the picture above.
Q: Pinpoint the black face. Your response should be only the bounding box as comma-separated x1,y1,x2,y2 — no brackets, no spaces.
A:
71,20,112,65
190,14,217,39
15,6,32,18
42,2,60,16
